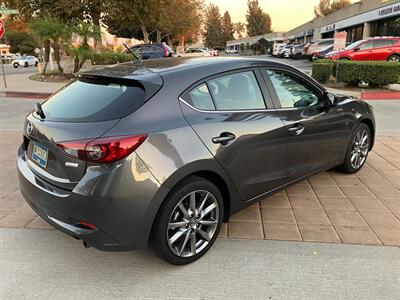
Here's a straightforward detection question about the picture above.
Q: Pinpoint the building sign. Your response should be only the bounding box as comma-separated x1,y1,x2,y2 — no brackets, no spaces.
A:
333,31,347,51
305,29,314,36
321,2,400,33
378,4,400,17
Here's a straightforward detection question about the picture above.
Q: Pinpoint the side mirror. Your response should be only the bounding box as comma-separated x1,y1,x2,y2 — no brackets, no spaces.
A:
354,47,360,52
324,92,339,107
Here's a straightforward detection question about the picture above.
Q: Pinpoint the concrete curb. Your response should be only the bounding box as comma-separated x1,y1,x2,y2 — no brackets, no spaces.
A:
0,91,52,99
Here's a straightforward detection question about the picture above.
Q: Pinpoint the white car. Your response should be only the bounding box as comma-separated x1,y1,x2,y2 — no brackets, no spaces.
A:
12,55,39,68
225,48,239,54
272,43,286,56
177,48,213,57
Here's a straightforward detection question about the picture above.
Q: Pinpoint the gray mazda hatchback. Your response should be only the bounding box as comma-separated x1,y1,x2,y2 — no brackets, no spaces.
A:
18,57,375,264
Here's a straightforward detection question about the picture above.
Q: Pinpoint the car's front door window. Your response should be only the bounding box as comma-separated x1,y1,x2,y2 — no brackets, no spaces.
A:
359,41,373,50
266,70,319,108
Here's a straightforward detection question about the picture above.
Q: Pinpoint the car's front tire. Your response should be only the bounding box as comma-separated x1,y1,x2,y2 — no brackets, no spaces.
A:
151,176,224,265
24,62,28,67
13,63,18,68
338,123,371,174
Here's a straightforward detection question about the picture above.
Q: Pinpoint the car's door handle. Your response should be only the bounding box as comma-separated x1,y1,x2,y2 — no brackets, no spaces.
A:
288,124,305,136
212,132,236,145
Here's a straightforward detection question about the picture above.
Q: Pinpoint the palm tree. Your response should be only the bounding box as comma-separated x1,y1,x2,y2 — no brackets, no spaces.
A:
29,16,67,74
67,20,101,73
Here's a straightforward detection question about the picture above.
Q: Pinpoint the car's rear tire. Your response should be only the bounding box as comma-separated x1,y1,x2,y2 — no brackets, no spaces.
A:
337,123,371,174
340,57,350,61
24,62,28,67
387,54,400,62
151,175,224,265
13,63,18,68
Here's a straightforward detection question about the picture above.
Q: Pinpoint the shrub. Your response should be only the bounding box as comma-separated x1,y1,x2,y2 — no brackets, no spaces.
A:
91,52,133,65
312,60,334,83
312,60,400,87
336,60,400,87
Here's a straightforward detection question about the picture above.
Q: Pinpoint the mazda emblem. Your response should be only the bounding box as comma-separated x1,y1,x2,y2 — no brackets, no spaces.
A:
26,122,33,135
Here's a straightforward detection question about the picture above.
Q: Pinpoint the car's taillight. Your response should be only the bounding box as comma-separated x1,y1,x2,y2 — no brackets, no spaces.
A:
57,134,147,163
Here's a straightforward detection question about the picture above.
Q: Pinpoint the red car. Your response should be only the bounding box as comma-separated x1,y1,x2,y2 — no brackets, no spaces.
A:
325,37,400,62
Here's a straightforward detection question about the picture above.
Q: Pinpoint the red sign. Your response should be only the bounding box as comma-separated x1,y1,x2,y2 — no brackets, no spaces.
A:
0,19,4,39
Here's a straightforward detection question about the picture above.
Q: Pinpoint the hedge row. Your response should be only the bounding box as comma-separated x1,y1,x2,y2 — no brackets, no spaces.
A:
312,60,400,87
91,52,133,65
311,60,333,83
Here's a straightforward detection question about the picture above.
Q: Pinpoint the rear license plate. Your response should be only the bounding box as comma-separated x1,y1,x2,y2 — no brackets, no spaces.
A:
32,143,48,168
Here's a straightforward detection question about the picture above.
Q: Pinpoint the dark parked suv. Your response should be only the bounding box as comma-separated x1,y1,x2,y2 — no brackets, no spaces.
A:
128,43,174,59
18,57,375,265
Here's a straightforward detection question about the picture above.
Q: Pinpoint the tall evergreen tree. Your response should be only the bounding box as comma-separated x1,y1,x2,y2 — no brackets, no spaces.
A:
221,11,234,43
203,4,224,49
245,0,271,37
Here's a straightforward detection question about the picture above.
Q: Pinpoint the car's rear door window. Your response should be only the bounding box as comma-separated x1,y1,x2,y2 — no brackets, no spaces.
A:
207,71,266,110
185,83,215,111
39,78,146,122
373,39,393,48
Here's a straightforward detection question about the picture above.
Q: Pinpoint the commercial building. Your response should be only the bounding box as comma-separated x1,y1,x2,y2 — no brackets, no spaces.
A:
226,0,400,49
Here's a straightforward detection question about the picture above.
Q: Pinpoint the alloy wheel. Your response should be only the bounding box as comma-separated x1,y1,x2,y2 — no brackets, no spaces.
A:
389,56,400,62
350,129,369,169
167,190,219,257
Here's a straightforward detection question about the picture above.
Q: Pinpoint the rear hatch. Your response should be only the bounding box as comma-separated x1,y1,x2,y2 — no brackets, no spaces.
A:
23,67,162,190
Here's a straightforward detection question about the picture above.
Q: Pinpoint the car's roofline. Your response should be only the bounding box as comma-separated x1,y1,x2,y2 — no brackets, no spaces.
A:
79,56,326,93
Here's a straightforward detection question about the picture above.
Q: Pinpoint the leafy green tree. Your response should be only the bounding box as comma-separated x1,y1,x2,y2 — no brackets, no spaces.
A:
4,31,38,55
155,0,203,45
314,0,351,17
203,4,224,49
29,16,67,74
7,0,84,22
246,0,272,37
221,11,234,44
103,0,202,45
81,0,102,48
103,0,159,43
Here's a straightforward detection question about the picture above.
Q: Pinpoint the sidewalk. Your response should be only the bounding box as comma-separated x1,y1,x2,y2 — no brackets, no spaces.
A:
0,73,66,96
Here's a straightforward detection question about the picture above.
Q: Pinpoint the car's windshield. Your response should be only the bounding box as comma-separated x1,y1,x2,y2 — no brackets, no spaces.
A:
344,40,364,50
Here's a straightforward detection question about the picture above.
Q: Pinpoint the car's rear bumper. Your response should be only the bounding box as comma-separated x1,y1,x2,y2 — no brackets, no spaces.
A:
17,145,170,251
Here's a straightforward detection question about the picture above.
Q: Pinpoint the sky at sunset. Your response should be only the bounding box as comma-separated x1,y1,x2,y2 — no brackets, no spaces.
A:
207,0,349,32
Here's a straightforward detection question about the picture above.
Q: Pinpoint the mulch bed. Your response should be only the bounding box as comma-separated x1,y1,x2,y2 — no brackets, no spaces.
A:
29,73,75,83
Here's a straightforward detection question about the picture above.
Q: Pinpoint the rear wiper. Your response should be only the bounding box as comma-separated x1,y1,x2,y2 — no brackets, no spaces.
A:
35,102,46,119
123,42,142,63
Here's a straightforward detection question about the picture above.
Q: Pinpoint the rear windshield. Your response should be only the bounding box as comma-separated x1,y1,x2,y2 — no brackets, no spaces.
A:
39,78,146,122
